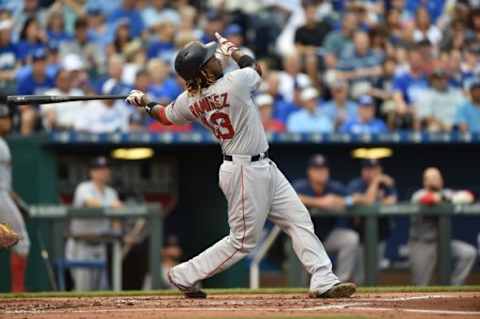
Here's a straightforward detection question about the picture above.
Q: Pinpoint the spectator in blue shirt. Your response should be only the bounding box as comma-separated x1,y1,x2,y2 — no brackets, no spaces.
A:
340,95,388,134
321,80,358,129
16,17,46,62
391,44,429,129
108,0,145,38
287,87,334,133
16,49,54,135
0,19,19,94
45,10,73,46
347,159,397,284
456,82,480,133
294,154,359,282
146,20,176,61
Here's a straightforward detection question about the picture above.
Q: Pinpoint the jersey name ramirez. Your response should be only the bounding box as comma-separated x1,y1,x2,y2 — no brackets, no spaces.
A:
189,93,230,118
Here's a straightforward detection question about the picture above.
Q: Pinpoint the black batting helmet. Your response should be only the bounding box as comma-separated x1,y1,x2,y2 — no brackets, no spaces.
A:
174,41,218,81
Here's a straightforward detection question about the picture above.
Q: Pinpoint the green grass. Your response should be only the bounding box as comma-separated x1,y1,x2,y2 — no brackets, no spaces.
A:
1,285,478,299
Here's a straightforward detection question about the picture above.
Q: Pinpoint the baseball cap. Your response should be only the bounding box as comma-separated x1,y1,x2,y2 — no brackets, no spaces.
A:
89,156,110,169
362,159,381,168
0,104,10,118
300,87,319,102
62,53,84,71
224,24,242,37
0,19,12,31
357,95,374,106
32,48,47,61
308,154,329,168
255,94,273,107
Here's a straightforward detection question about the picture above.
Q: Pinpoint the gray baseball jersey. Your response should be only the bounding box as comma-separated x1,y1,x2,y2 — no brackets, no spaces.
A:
70,181,119,236
0,137,30,255
165,68,269,156
0,137,11,191
167,66,340,294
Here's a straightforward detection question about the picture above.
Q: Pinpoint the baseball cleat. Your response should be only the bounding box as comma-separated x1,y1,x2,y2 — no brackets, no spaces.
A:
309,282,357,298
167,270,207,299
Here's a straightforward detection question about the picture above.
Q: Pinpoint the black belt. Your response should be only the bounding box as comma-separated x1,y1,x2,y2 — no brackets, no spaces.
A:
224,150,269,162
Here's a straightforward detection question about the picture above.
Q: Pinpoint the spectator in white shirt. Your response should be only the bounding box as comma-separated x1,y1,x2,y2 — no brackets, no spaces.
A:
41,68,85,131
75,81,133,133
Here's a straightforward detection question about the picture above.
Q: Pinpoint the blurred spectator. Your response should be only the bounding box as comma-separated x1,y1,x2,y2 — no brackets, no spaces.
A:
336,30,384,93
347,159,397,284
45,9,72,46
294,154,359,282
108,0,145,38
264,72,299,124
107,19,135,58
146,20,176,62
414,69,466,132
86,8,110,49
321,80,358,129
16,49,54,135
369,58,397,120
60,17,103,75
65,156,123,291
409,167,476,286
11,0,48,41
340,95,388,134
255,94,285,133
323,11,357,69
294,2,332,49
277,53,311,105
147,58,182,105
413,7,442,45
17,17,46,62
104,54,131,95
40,68,85,131
391,44,429,129
440,19,468,51
75,80,133,133
455,82,480,133
200,10,225,43
287,87,333,133
142,0,180,30
0,20,19,94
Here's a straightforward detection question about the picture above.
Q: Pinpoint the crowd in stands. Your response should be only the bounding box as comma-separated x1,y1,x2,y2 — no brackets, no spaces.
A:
0,0,479,136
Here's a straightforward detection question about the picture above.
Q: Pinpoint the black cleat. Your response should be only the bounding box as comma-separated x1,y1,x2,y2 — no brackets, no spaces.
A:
167,270,207,299
184,289,207,299
309,282,357,298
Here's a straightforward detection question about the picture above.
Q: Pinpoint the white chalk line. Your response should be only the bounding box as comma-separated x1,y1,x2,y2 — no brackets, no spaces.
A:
353,307,480,316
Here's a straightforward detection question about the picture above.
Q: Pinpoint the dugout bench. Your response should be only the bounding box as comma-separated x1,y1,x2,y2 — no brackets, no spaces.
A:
28,204,164,291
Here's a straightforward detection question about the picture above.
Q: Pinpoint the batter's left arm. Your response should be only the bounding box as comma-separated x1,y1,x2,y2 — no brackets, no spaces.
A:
215,32,262,76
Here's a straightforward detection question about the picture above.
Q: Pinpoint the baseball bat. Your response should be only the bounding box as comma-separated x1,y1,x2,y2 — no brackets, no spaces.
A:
1,95,128,105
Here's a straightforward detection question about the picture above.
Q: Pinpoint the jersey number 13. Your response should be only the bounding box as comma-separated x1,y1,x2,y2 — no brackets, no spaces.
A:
202,112,235,140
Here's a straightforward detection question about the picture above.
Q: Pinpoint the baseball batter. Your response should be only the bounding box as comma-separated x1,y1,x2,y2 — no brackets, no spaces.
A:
0,104,31,292
126,33,356,299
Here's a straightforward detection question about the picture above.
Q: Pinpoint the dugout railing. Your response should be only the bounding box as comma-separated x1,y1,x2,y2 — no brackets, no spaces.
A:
250,203,480,288
28,204,163,291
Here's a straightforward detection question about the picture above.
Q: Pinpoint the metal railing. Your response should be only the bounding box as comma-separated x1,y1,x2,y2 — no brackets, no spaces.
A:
250,203,480,288
29,204,163,291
